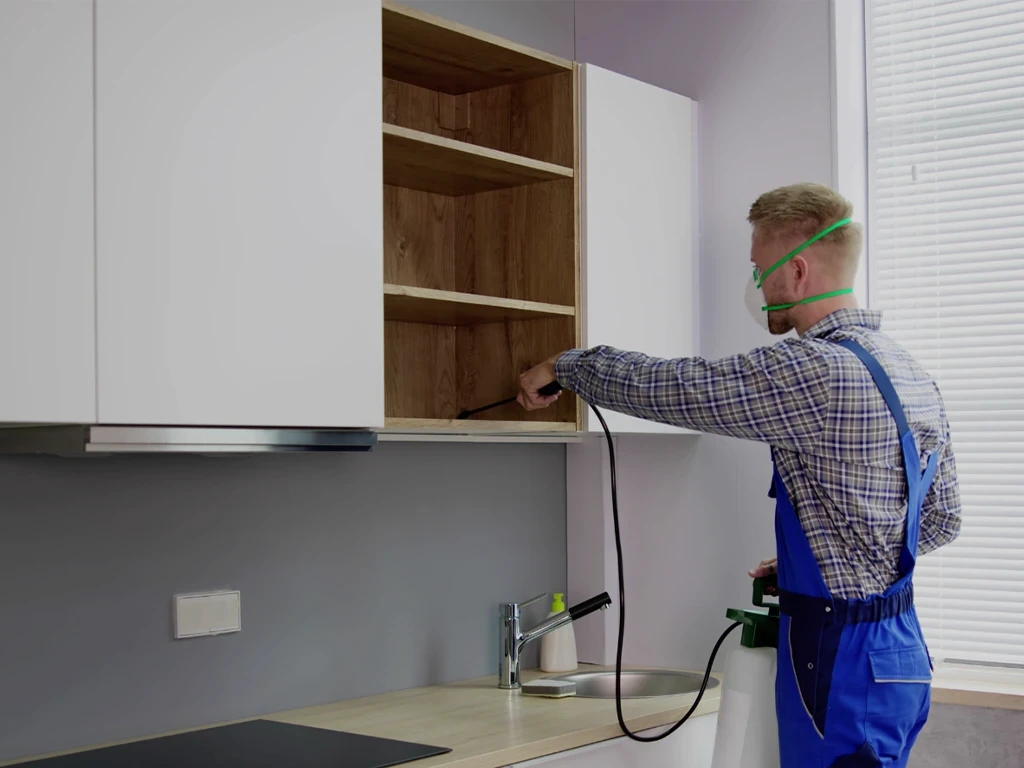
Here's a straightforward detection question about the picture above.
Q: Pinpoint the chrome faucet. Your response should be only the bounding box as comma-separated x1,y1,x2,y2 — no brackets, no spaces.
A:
499,591,612,689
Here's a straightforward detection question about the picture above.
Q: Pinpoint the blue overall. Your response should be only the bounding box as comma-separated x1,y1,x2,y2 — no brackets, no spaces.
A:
772,339,939,767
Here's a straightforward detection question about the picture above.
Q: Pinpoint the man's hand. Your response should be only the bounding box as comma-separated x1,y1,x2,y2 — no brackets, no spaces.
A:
748,557,778,594
517,354,563,411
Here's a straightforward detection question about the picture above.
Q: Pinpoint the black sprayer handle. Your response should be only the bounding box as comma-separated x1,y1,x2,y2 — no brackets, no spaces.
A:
569,591,612,621
538,380,563,397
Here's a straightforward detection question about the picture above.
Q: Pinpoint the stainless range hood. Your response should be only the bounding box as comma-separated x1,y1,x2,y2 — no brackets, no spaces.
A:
0,426,377,456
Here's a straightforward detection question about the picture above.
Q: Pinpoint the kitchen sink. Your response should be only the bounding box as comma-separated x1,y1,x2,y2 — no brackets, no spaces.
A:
548,669,717,699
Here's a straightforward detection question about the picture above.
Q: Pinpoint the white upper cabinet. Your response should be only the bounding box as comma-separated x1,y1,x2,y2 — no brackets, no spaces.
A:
0,1,96,424
95,0,383,427
580,64,698,434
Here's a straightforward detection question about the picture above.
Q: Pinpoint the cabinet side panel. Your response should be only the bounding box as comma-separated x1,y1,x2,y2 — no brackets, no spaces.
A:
573,63,582,429
0,0,96,423
581,64,695,434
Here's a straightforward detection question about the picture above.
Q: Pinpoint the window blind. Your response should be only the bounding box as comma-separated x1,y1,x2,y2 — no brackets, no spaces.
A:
866,0,1024,668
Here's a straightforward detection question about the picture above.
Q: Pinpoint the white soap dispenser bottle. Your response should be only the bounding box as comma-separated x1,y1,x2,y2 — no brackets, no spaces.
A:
540,593,578,673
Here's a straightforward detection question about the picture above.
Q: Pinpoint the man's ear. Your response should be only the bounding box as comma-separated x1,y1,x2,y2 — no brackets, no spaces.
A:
791,254,810,287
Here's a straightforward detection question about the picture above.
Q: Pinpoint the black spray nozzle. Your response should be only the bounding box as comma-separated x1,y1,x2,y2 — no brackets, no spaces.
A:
456,380,563,420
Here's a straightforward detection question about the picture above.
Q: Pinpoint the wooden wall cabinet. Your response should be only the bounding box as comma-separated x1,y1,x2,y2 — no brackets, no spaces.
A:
380,5,699,437
380,2,581,434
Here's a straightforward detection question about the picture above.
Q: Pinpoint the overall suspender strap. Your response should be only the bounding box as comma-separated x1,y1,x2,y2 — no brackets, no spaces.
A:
833,339,911,439
833,337,928,578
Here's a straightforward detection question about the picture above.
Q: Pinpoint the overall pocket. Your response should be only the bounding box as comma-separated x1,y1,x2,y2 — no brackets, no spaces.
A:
786,612,844,738
864,645,932,761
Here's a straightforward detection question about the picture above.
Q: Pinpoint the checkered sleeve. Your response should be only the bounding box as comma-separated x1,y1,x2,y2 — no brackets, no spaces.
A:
554,343,830,450
918,393,963,555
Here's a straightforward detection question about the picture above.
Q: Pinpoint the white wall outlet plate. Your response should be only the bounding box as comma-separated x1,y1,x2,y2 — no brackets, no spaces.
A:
173,590,241,639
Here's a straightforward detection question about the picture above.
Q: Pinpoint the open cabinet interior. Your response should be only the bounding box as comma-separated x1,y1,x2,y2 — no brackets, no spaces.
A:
381,2,580,432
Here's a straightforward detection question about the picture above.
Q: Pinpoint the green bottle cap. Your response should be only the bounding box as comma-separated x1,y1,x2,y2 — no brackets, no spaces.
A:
725,576,780,649
551,593,566,612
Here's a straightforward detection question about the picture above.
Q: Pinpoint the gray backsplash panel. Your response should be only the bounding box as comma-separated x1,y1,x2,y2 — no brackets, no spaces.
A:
0,442,567,762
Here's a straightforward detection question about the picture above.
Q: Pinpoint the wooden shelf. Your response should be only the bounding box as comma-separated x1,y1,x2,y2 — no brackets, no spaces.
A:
385,418,576,433
383,1,572,94
384,284,574,325
383,124,572,196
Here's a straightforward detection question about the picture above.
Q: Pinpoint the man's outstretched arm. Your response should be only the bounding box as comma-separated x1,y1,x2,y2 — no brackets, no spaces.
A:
520,343,830,451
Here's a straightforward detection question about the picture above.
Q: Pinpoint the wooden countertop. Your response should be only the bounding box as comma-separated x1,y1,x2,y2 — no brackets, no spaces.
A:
2,665,722,768
9,663,1022,767
266,665,723,767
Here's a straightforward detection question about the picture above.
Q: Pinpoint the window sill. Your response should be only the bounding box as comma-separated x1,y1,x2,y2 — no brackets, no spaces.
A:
930,664,1024,711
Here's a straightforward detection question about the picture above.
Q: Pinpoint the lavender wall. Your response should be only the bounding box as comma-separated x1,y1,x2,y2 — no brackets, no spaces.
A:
572,7,1018,767
405,0,575,60
572,0,835,671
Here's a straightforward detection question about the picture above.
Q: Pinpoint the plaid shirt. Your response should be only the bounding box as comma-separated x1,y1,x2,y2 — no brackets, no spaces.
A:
555,308,962,600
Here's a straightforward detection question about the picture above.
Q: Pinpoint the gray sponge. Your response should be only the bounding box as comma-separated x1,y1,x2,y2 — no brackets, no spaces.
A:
521,679,576,698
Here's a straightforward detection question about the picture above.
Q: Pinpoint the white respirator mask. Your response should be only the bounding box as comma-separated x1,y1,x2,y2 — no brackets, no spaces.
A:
745,268,770,331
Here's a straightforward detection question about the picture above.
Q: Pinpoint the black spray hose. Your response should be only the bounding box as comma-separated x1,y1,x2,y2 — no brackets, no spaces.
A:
466,378,740,739
585,398,741,741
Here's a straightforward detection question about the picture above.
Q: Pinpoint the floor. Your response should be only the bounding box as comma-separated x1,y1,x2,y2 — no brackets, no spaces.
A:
909,704,1024,768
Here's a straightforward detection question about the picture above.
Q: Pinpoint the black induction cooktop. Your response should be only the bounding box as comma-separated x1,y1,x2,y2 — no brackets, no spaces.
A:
26,719,451,768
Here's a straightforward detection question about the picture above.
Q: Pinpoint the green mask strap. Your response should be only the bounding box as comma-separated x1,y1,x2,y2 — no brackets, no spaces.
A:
755,217,852,289
762,288,854,312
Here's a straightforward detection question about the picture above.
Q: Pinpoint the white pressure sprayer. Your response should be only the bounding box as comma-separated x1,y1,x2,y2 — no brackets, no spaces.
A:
710,577,781,768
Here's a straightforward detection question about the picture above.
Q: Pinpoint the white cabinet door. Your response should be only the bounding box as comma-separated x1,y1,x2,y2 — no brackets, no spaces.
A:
0,1,95,424
581,64,697,434
513,712,716,766
96,0,383,427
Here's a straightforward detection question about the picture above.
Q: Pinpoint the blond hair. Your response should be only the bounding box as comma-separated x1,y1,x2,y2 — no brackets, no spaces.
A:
747,183,863,278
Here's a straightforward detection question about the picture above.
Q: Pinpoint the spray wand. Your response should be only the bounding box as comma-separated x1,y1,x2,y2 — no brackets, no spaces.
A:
456,381,563,419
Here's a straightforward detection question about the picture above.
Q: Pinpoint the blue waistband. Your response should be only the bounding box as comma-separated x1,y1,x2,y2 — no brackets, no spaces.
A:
779,581,915,625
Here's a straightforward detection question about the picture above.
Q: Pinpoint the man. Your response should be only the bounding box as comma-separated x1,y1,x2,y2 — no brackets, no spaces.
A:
518,183,961,767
